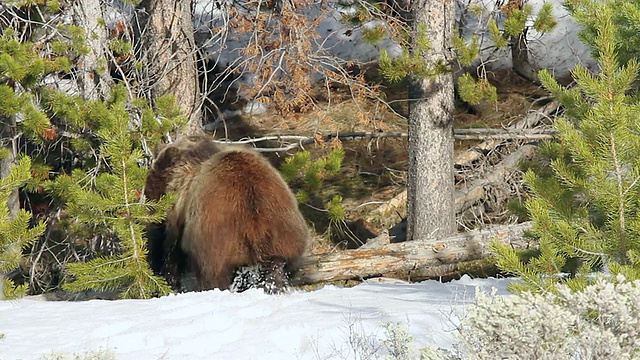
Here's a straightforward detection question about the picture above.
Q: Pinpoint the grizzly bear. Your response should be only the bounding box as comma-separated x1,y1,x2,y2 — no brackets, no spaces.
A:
145,135,309,292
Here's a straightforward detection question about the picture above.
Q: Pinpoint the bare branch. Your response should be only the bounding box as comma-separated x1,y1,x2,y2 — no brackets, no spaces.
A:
211,128,555,152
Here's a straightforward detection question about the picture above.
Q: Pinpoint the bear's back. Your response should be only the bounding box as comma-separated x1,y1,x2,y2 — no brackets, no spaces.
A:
183,147,308,262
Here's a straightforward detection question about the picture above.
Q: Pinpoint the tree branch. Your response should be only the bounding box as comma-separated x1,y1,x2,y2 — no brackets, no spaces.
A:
212,128,555,152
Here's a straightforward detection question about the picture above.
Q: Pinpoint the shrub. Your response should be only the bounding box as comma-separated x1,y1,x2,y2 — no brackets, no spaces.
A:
457,275,640,360
493,3,640,293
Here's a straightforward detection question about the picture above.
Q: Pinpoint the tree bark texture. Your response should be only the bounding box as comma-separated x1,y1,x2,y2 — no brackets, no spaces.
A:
72,0,113,100
407,0,456,240
135,0,202,135
294,222,533,284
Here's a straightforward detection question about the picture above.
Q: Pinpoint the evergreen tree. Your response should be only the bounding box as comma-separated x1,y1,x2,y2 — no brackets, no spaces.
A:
0,16,66,299
280,146,345,205
0,28,57,139
0,2,190,298
280,145,346,238
566,0,640,65
452,1,557,105
46,85,176,299
0,155,46,299
493,9,640,293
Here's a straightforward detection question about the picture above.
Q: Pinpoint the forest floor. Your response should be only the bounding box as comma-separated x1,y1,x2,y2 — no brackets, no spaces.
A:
204,69,550,255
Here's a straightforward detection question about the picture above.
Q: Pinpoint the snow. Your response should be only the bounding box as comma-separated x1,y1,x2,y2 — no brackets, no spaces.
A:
104,0,594,80
459,0,596,78
0,276,515,359
188,0,595,82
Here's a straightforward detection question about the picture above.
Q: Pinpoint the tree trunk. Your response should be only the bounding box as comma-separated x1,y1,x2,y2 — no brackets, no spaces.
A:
511,29,541,84
72,0,113,100
406,0,456,240
134,0,202,135
294,222,533,284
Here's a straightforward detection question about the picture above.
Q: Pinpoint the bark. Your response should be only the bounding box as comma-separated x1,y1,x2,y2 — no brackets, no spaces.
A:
294,222,533,284
406,0,457,240
134,0,202,135
72,0,113,100
511,28,541,84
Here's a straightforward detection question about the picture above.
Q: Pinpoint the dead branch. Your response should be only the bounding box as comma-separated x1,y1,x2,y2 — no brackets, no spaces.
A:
454,144,537,214
366,143,538,222
363,102,560,223
456,100,560,167
365,191,408,223
215,132,408,152
453,128,554,141
294,221,533,284
213,128,555,152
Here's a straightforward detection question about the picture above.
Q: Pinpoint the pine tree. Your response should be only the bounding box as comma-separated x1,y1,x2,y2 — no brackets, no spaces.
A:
493,8,640,293
0,155,46,299
280,144,346,239
46,86,176,299
0,27,59,139
565,0,640,65
0,2,191,298
0,17,67,299
451,1,557,105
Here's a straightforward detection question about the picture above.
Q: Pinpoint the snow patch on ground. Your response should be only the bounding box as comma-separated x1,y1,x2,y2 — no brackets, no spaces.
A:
0,276,515,359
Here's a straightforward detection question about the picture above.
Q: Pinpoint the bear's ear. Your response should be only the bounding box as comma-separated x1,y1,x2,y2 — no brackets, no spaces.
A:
154,146,182,171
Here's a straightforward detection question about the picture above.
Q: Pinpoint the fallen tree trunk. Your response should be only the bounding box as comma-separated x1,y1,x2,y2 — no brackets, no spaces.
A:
294,222,533,284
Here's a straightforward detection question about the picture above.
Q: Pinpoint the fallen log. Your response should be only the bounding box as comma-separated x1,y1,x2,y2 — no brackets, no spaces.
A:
294,221,533,284
365,190,407,223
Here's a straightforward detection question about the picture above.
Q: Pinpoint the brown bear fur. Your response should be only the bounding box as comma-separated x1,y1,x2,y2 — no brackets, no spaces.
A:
145,135,309,291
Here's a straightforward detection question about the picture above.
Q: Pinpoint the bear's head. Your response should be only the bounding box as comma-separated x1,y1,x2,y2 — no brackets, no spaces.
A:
145,136,221,201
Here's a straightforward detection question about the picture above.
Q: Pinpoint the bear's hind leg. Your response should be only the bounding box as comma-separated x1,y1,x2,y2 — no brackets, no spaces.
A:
260,258,289,295
162,221,188,290
146,222,166,274
230,260,290,294
230,265,263,293
162,241,188,290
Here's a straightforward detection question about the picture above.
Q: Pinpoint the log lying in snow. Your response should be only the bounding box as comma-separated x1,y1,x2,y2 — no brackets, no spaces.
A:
294,222,533,284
